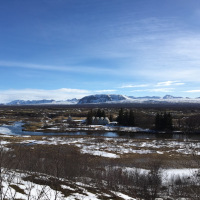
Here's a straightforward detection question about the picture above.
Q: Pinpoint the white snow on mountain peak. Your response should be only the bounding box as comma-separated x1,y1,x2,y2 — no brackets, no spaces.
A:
3,94,200,105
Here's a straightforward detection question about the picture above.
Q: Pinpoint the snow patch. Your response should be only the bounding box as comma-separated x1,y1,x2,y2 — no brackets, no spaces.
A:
112,191,136,200
0,127,14,135
81,149,120,158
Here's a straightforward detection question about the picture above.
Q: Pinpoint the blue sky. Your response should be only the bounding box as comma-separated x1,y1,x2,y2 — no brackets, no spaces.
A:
0,0,200,102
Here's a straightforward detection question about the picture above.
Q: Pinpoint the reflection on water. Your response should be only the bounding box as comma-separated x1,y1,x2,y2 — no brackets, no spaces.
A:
1,122,200,140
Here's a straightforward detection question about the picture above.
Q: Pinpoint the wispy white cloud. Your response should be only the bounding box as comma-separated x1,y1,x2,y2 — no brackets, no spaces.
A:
119,84,149,88
134,33,200,83
95,89,117,93
0,88,91,103
1,16,200,97
119,81,184,91
150,88,175,92
2,20,200,83
0,60,117,75
99,16,200,83
132,88,175,93
156,81,185,87
137,68,200,83
184,90,200,93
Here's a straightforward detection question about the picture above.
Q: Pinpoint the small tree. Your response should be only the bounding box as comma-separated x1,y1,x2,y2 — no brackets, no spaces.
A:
117,108,124,125
117,109,135,126
128,109,135,126
96,109,102,118
155,113,161,130
109,114,113,122
96,109,106,118
155,112,173,131
86,110,93,125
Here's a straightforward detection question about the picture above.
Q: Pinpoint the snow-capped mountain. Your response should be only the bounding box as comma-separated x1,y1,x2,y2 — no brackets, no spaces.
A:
6,98,79,105
4,94,200,105
78,94,200,104
163,95,183,99
78,94,131,104
129,96,161,99
54,98,79,104
7,100,55,105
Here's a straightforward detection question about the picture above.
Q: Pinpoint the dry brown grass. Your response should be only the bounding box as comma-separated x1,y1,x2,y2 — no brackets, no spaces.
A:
1,135,199,169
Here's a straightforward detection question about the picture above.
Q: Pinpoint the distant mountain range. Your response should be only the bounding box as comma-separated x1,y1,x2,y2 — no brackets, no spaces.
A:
6,98,79,105
7,100,55,105
3,94,200,105
77,94,191,104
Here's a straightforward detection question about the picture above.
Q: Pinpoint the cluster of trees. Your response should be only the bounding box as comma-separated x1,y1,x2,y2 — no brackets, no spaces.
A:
155,112,173,131
86,108,174,130
116,108,135,126
86,109,106,125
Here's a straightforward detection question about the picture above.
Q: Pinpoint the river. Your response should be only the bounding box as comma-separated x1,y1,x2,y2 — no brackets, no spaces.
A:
0,122,200,140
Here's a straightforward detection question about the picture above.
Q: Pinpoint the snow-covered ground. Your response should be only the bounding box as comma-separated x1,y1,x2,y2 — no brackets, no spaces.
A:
1,134,200,158
0,133,200,199
124,167,200,184
1,166,197,199
1,169,136,200
2,170,64,200
0,126,13,135
6,136,198,158
41,125,149,133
